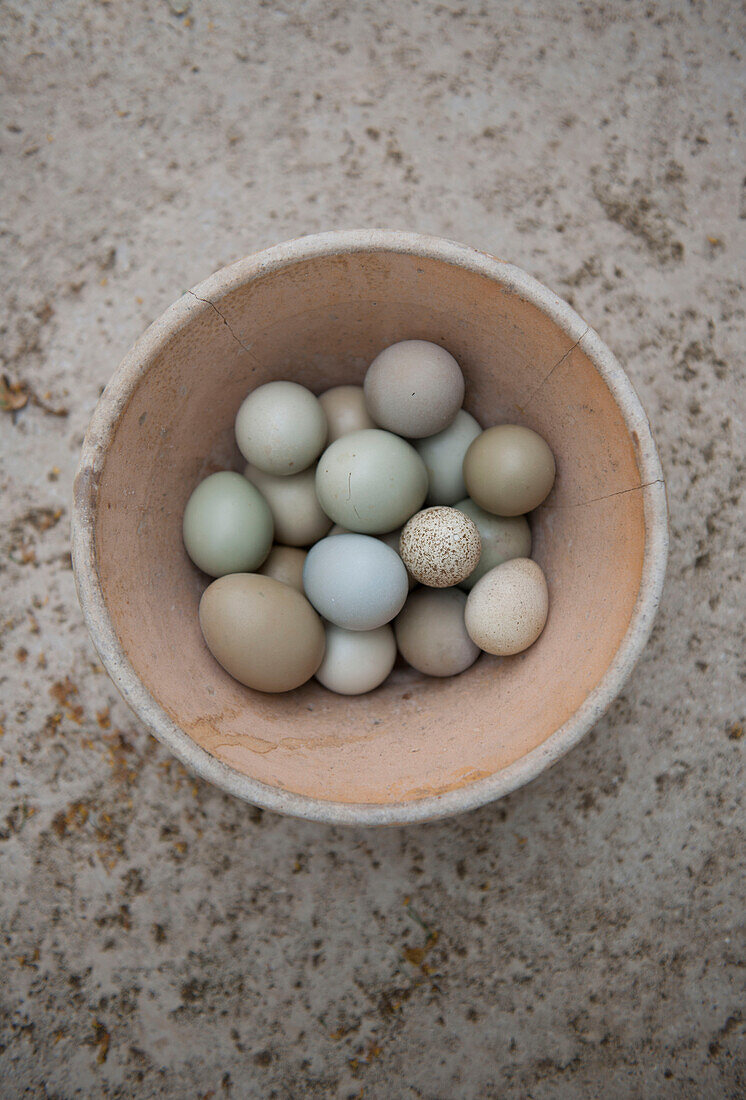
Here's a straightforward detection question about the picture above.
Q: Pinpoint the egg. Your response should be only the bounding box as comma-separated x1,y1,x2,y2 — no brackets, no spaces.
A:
315,429,428,534
454,498,532,591
463,425,556,516
378,527,416,589
318,385,375,442
199,573,325,692
395,588,480,677
399,507,481,588
258,545,307,593
244,464,332,546
303,533,409,630
464,558,548,656
364,340,465,439
235,380,327,476
182,471,273,577
415,409,482,505
330,525,414,587
315,623,396,695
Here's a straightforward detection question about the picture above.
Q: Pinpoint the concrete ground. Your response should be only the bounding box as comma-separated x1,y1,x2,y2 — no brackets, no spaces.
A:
1,1,744,1096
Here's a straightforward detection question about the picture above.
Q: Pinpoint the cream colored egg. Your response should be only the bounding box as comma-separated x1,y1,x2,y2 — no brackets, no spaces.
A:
399,507,481,588
318,385,375,442
244,464,332,546
258,545,307,593
315,624,396,695
464,557,548,656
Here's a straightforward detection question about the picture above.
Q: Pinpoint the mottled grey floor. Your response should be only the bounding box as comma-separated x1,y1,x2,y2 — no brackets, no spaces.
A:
1,1,744,1097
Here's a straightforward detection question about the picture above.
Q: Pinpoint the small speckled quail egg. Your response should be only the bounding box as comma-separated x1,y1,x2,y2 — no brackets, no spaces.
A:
399,507,481,588
199,573,325,692
454,498,532,591
395,588,480,677
415,409,482,505
182,471,273,577
235,380,327,476
244,464,332,546
303,533,409,630
364,340,465,438
315,623,396,695
315,429,428,534
258,545,307,593
464,557,549,656
463,425,555,516
318,385,375,442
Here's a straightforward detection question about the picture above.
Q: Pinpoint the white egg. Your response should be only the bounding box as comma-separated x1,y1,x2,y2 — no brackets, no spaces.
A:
315,623,397,695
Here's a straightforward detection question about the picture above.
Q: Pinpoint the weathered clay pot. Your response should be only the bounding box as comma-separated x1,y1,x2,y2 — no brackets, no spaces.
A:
72,231,667,825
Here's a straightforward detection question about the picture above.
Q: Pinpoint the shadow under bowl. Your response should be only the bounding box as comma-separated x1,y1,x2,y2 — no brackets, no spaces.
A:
72,230,667,825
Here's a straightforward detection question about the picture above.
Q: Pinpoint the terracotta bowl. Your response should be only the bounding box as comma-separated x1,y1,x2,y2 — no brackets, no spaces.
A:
72,230,667,825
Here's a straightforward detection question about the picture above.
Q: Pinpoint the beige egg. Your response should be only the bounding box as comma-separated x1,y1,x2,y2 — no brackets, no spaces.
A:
199,573,325,692
399,507,481,588
364,340,464,438
395,588,480,677
258,545,307,593
244,464,332,546
464,558,548,656
318,385,375,442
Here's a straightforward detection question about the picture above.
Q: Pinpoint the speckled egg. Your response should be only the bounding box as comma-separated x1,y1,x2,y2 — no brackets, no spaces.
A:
399,507,481,588
454,498,532,591
464,557,549,656
303,533,409,630
315,429,428,534
235,380,327,476
395,588,480,677
244,464,332,546
318,385,375,442
182,471,273,578
415,409,482,505
364,340,465,438
315,623,397,695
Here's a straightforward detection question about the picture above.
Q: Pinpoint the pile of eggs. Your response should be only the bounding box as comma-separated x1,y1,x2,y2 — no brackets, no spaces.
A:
182,340,555,695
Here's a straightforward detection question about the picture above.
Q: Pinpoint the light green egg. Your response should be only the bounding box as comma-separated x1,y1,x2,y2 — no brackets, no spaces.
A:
315,429,428,534
454,497,531,590
415,409,482,505
183,471,273,577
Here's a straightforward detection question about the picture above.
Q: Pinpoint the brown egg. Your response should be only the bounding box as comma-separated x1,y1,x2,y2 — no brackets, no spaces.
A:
464,558,548,656
399,507,481,588
318,385,375,442
463,425,556,516
199,573,325,692
258,545,307,593
395,588,480,677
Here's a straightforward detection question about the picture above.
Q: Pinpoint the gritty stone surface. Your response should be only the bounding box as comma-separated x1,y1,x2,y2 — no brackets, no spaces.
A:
0,2,744,1097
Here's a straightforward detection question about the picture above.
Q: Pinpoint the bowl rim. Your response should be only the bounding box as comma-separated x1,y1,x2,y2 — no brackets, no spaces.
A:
72,228,668,826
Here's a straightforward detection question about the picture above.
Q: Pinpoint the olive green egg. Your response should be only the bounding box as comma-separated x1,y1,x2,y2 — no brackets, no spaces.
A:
182,471,273,577
463,424,555,516
315,429,428,534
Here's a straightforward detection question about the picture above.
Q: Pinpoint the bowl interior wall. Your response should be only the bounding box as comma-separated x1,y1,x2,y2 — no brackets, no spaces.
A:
94,250,646,804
